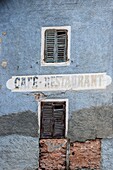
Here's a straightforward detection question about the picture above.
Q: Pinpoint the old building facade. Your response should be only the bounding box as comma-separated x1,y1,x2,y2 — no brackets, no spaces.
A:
0,0,113,169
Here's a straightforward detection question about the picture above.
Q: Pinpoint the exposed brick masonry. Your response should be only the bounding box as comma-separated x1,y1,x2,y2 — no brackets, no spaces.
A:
39,139,67,170
39,139,101,170
70,139,101,170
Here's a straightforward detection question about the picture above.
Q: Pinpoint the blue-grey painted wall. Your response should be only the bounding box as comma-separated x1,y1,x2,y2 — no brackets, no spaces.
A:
0,0,113,169
0,0,113,115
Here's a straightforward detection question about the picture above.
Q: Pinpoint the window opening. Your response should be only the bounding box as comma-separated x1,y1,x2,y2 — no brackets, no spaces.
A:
44,29,68,63
40,101,66,139
41,26,71,66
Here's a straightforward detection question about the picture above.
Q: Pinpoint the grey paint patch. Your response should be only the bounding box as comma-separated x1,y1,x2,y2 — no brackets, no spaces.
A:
0,111,38,137
68,105,113,142
101,138,113,170
0,135,39,170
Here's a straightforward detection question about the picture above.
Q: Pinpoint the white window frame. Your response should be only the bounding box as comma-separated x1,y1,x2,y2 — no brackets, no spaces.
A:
41,26,71,66
38,99,68,138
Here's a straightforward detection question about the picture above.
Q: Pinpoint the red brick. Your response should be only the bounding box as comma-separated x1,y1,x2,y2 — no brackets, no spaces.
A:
39,139,67,170
69,139,101,170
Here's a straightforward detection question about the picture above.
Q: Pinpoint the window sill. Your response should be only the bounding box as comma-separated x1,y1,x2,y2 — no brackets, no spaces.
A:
41,61,70,66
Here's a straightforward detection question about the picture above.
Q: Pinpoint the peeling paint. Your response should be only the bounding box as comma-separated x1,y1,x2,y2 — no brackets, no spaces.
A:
45,139,67,152
2,32,6,36
1,60,7,68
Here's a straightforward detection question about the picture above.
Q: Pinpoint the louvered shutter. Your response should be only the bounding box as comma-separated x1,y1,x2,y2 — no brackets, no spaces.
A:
44,30,55,63
53,102,65,138
40,102,66,139
57,30,67,62
41,102,53,138
44,29,68,63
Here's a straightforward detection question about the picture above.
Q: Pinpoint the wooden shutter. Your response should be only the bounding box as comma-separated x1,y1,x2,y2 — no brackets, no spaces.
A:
40,102,66,139
44,29,68,63
41,102,53,138
44,30,55,63
53,102,66,138
57,30,67,62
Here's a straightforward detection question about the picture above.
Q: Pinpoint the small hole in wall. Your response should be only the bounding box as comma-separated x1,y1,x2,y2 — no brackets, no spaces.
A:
36,62,38,64
76,64,79,67
17,66,19,70
72,151,75,155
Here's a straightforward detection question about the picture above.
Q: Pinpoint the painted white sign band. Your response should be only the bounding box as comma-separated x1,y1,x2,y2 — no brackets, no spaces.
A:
6,73,112,92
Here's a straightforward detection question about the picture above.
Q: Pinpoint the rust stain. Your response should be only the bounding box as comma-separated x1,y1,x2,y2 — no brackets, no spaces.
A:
1,60,8,68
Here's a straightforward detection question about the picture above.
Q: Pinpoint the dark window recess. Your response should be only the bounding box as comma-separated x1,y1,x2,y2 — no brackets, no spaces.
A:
40,102,66,139
44,29,68,63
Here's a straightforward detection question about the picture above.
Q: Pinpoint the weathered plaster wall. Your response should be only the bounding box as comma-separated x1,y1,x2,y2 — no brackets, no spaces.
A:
69,105,113,142
101,138,113,170
0,0,113,115
0,111,38,137
0,135,38,170
0,0,113,169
